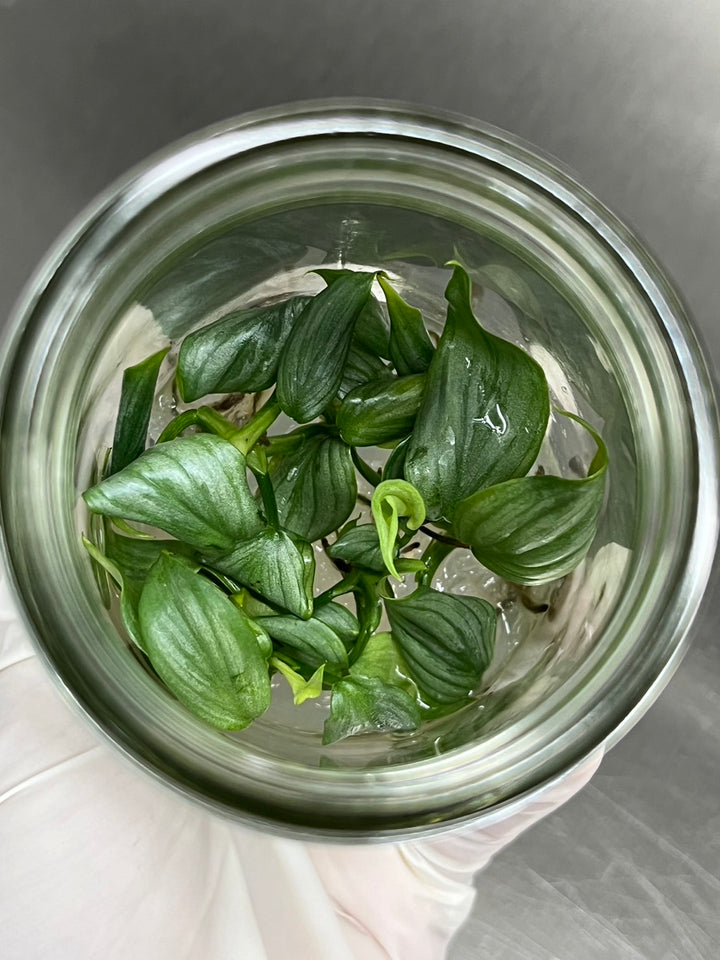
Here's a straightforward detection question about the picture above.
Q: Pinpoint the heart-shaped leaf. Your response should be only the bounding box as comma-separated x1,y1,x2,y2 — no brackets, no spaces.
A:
138,553,272,729
404,262,550,520
453,413,608,585
176,295,311,402
110,347,169,475
371,479,426,579
379,275,434,375
208,527,314,619
386,587,496,704
277,270,375,422
326,523,387,573
83,435,263,552
322,676,421,744
269,431,357,541
336,374,425,447
256,614,349,669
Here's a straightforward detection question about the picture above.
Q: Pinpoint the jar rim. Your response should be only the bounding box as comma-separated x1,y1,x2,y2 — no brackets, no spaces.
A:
1,99,718,838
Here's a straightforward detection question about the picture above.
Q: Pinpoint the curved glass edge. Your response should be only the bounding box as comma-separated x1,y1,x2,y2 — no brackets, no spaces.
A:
1,99,718,836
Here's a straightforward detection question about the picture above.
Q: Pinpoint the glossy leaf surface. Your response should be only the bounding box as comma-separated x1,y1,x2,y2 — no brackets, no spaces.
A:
379,275,434,375
138,553,271,729
386,587,496,704
176,296,311,402
453,414,608,585
110,347,169,475
336,374,425,447
84,435,263,552
256,614,349,669
277,271,375,422
313,601,361,649
270,431,357,541
209,527,314,619
405,263,550,519
314,269,390,358
326,523,387,574
322,676,421,744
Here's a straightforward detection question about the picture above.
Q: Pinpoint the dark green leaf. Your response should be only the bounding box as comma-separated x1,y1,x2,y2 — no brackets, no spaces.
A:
314,269,391,358
138,553,272,729
209,528,314,620
322,676,421,744
351,575,384,655
350,448,382,487
176,296,311,402
453,414,608,585
269,431,357,541
256,614,349,669
338,341,392,398
83,435,263,552
382,437,410,481
251,454,280,528
386,587,496,704
110,347,169,474
326,523,386,573
405,262,550,520
355,297,391,358
336,374,425,447
313,601,360,649
379,275,434,375
277,271,375,422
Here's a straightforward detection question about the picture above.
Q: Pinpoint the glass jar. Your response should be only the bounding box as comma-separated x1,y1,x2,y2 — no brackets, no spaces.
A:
1,101,717,839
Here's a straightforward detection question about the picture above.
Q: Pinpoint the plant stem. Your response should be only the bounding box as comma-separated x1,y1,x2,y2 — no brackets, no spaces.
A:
263,427,314,458
418,525,469,549
314,569,362,606
228,393,282,455
351,448,382,487
156,409,201,443
249,448,280,529
395,558,427,575
156,396,282,457
348,576,383,665
418,539,455,586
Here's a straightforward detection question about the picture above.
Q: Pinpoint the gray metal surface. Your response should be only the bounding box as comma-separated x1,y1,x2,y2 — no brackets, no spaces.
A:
1,2,718,957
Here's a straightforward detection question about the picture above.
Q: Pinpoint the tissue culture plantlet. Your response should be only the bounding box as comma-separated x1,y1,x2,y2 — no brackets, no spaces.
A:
82,263,608,744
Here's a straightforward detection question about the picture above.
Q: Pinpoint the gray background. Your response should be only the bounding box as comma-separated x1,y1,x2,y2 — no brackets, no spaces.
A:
1,1,718,957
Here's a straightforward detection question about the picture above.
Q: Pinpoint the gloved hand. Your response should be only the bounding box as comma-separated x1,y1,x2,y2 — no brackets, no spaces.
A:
0,566,601,960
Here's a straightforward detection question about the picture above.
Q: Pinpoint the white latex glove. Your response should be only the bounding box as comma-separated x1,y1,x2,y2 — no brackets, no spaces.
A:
0,566,601,960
